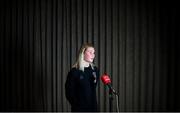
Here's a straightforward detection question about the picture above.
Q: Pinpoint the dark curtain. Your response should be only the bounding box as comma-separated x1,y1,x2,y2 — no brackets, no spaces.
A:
0,0,179,112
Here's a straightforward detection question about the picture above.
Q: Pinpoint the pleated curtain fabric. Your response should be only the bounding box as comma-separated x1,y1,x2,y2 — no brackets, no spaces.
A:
0,0,179,112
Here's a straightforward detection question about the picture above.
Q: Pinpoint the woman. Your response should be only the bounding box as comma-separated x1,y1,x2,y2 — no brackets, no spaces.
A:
65,43,99,112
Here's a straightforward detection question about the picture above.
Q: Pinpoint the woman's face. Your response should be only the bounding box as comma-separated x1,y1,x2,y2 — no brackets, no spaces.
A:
84,47,95,63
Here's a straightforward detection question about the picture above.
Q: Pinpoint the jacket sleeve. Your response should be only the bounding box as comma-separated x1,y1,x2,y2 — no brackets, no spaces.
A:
65,70,77,105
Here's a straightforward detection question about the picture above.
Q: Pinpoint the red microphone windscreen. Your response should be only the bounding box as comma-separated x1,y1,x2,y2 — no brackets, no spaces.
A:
101,73,111,85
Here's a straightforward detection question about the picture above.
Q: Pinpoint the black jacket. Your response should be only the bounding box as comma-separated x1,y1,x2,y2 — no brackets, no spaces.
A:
65,65,99,112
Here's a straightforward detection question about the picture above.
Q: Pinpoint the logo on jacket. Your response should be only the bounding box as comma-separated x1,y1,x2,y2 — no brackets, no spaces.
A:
92,72,96,83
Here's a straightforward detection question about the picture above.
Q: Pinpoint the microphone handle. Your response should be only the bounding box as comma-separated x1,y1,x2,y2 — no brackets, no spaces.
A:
107,84,118,95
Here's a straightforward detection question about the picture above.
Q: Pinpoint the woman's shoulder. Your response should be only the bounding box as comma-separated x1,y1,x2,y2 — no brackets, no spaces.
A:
68,67,82,77
69,67,80,72
93,65,99,71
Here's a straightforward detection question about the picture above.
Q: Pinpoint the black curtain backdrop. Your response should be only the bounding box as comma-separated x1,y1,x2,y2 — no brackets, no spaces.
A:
0,0,179,112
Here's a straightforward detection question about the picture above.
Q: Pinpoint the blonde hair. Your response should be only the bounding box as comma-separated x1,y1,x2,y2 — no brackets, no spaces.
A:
72,43,95,71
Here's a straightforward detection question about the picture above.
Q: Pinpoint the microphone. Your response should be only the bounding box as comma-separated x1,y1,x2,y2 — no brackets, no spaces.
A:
101,73,118,95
